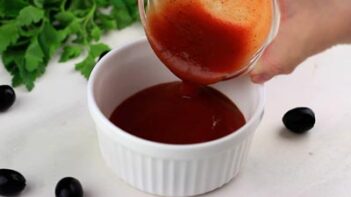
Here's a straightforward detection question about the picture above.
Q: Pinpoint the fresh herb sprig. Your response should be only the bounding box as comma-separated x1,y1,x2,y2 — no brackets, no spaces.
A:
0,0,139,90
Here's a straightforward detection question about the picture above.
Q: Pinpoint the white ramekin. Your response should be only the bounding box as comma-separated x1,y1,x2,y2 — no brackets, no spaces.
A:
87,38,264,197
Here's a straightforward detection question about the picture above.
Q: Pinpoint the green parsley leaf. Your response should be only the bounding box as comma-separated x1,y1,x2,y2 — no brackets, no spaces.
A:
111,0,134,29
0,23,20,53
90,43,110,57
91,25,102,41
15,56,36,91
25,37,44,72
55,11,76,25
33,0,44,8
17,6,44,26
96,14,117,30
60,45,82,62
0,0,28,18
75,43,110,78
2,48,21,74
38,21,65,59
96,0,110,7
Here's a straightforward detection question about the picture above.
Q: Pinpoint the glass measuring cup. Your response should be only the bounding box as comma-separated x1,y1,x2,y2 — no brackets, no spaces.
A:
138,0,280,85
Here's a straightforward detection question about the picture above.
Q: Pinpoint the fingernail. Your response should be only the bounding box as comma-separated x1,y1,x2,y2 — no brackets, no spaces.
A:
251,74,272,84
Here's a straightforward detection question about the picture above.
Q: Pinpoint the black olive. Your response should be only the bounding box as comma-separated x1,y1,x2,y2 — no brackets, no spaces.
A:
0,169,26,196
55,177,83,197
283,107,315,134
98,50,110,61
0,85,16,112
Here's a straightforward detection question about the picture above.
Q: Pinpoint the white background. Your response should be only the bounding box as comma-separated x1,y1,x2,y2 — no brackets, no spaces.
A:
1,24,351,197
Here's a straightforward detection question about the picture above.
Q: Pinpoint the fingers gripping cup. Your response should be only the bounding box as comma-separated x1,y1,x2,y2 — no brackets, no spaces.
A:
138,0,280,84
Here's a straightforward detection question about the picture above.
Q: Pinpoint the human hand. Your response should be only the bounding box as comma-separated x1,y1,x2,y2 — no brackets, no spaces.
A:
250,0,351,83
